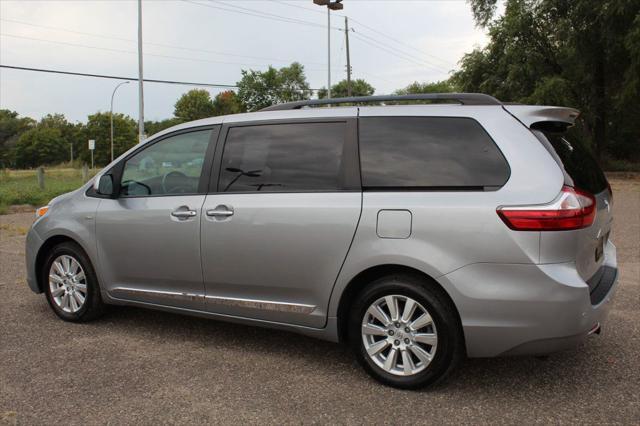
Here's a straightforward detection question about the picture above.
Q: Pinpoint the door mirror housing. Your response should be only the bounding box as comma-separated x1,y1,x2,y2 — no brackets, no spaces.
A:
96,174,116,197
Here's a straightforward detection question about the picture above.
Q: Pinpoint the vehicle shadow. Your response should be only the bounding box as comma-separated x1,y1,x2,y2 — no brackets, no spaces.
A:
92,304,613,396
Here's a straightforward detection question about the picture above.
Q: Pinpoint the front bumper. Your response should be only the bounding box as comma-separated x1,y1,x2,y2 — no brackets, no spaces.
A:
25,226,44,293
438,241,618,357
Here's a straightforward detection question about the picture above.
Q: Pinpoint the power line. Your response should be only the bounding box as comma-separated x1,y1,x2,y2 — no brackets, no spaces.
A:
0,64,323,92
0,33,263,67
181,0,342,31
0,33,341,73
0,65,238,88
2,9,447,79
347,16,453,67
0,20,396,88
1,3,454,91
213,0,337,27
349,32,447,74
355,69,395,85
270,0,330,16
269,0,455,69
188,0,447,74
350,30,450,73
0,18,327,66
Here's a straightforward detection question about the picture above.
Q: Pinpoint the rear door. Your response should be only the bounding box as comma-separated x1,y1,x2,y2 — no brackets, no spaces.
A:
200,117,361,328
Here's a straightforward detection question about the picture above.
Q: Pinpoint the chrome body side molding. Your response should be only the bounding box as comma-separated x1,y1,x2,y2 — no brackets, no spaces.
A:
205,295,316,314
109,287,316,315
110,287,202,302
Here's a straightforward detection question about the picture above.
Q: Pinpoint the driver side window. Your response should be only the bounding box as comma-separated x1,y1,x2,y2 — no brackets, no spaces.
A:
120,129,213,197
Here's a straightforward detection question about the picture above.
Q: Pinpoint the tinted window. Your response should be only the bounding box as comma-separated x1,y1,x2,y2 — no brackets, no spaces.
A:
359,117,510,188
533,130,608,194
219,122,345,192
120,129,212,196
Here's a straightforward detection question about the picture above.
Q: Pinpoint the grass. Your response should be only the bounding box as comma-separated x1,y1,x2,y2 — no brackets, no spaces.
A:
0,168,97,214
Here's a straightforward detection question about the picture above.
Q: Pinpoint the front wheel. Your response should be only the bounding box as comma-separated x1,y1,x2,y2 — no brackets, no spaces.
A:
43,242,105,322
348,274,464,389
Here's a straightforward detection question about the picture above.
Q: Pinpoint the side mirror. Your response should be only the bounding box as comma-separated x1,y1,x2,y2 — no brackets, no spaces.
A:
97,174,115,197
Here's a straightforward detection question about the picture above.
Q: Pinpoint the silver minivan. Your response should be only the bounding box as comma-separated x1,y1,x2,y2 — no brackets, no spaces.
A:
25,94,618,388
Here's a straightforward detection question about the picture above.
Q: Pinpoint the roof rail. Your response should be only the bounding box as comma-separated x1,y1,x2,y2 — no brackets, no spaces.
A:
260,93,501,111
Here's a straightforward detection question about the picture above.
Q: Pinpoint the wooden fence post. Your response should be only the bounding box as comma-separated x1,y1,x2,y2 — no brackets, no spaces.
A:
82,164,89,183
37,166,45,190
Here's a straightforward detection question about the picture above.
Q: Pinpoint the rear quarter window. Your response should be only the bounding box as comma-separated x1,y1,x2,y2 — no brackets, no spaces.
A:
532,130,608,194
359,117,510,189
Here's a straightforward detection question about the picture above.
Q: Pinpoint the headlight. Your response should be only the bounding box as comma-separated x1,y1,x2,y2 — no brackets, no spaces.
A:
35,205,49,218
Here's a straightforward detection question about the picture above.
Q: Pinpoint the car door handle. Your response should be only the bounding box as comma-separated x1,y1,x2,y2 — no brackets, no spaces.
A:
206,205,234,217
171,209,197,218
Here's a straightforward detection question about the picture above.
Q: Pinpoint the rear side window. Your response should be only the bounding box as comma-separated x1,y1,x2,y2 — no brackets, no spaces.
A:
219,122,346,192
533,130,608,194
359,117,510,189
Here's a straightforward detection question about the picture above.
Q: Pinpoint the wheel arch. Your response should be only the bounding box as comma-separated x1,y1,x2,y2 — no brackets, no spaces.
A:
335,264,463,344
35,235,86,292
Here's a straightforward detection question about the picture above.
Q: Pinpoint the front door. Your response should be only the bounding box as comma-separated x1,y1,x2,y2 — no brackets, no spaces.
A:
97,127,218,310
201,119,361,328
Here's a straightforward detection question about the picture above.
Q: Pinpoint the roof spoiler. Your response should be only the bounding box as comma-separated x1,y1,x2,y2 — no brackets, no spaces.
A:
503,105,580,129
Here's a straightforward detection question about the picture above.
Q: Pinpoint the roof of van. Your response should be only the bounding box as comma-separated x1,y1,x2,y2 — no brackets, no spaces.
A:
145,94,580,142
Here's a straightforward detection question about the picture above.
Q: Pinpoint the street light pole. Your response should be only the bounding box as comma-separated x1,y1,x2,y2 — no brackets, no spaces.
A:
327,7,331,100
110,81,130,163
137,0,145,143
313,0,343,100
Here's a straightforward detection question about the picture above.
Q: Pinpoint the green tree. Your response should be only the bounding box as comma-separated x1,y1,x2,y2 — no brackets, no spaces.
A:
317,79,375,99
395,80,457,95
14,127,67,168
39,114,84,164
213,90,245,115
84,112,137,166
12,114,82,168
237,62,312,111
145,118,182,137
0,110,35,168
456,0,640,161
174,89,216,122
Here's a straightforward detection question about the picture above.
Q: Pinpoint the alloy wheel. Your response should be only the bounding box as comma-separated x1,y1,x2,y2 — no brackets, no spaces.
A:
361,294,438,376
49,255,87,313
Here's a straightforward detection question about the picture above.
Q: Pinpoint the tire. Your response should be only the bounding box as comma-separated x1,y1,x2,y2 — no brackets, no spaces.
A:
42,241,105,322
348,273,464,389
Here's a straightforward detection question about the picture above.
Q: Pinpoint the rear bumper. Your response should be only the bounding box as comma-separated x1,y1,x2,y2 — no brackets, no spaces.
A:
438,241,618,357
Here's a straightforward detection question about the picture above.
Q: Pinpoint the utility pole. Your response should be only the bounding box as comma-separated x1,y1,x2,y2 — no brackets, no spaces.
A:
70,143,73,165
313,0,343,100
137,0,145,143
344,16,352,97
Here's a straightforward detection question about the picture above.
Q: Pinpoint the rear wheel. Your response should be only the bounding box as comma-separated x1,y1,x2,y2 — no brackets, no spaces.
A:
43,242,105,322
348,274,463,389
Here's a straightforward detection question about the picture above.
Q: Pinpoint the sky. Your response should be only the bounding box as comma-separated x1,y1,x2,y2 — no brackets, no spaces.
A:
0,0,493,123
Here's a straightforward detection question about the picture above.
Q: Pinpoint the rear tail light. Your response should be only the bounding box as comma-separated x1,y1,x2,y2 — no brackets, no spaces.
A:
497,185,596,231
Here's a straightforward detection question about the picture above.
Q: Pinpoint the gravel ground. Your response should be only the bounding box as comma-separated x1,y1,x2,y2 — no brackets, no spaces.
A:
1,178,638,425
